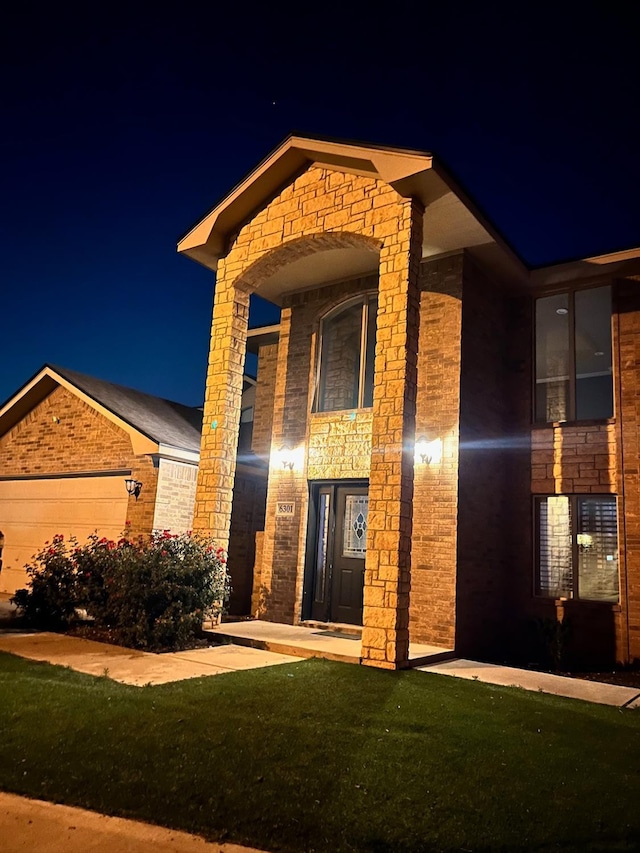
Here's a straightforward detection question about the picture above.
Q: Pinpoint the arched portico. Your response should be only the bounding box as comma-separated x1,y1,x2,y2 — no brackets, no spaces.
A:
189,157,424,669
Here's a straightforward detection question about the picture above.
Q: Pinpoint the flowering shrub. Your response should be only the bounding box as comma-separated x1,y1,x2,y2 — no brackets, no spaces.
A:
12,530,230,651
12,534,78,629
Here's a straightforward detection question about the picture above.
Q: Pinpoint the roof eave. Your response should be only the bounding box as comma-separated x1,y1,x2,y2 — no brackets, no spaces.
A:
176,134,435,271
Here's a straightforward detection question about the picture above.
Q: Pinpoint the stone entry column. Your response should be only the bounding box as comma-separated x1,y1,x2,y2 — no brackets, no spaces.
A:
361,199,423,669
192,270,250,549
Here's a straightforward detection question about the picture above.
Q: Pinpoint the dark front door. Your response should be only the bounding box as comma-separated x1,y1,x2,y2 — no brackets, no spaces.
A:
306,483,368,625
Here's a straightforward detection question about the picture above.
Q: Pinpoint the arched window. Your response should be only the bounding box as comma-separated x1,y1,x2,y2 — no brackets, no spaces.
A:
315,295,377,412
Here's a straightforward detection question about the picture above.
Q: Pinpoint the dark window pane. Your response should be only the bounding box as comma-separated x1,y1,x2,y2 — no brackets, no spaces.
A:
536,294,570,422
317,302,362,412
314,492,331,602
362,297,377,408
575,286,613,420
577,497,618,602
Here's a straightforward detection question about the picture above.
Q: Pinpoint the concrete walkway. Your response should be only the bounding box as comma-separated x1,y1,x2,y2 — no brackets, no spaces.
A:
0,631,301,686
0,791,265,853
418,657,640,708
2,623,639,707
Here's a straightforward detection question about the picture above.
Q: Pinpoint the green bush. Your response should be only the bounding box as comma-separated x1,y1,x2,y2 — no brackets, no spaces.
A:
11,529,229,651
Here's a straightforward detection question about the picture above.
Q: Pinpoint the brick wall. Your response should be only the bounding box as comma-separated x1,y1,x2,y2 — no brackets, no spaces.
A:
307,412,372,480
258,273,378,625
251,343,278,459
227,468,267,614
152,459,197,533
502,293,534,659
531,425,617,493
194,165,388,553
511,280,627,668
616,276,640,661
455,255,511,659
410,255,463,648
0,385,158,540
1,386,133,474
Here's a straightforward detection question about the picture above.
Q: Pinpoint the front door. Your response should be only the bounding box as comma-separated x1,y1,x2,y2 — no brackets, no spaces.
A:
306,483,368,625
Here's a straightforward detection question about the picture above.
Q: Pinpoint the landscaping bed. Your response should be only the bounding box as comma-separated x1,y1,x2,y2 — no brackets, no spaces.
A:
63,621,216,653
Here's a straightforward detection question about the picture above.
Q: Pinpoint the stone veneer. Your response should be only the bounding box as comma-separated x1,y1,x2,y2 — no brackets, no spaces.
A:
195,164,424,668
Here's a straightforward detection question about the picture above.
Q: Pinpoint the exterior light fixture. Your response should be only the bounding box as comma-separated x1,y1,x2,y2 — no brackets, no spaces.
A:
415,436,443,465
279,445,295,470
125,478,143,500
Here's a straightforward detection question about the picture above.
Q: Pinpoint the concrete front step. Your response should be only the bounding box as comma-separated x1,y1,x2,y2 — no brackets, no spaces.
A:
407,649,458,667
204,625,361,664
204,620,455,668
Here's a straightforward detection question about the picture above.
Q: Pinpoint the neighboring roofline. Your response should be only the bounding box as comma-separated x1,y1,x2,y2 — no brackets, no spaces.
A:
156,445,200,465
0,365,158,455
0,366,209,459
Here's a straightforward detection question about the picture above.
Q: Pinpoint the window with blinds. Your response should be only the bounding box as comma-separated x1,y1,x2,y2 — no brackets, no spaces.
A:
536,495,619,602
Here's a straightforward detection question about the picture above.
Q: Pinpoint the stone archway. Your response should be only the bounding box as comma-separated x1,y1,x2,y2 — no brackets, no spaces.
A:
234,231,382,295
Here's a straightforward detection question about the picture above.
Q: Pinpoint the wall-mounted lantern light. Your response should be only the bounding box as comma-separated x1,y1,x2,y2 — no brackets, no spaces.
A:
279,445,295,470
272,443,304,472
125,479,143,500
415,436,443,465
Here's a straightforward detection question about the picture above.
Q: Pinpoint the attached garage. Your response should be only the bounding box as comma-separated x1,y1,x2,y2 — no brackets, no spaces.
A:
0,365,204,596
0,474,129,594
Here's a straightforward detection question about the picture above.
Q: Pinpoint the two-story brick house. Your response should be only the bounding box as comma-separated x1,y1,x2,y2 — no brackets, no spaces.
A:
179,134,640,670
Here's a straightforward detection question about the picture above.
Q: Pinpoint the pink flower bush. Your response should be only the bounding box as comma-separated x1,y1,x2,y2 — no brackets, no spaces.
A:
12,529,230,649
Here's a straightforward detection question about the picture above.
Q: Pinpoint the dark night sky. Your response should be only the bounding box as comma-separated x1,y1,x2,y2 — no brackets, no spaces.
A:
2,3,639,408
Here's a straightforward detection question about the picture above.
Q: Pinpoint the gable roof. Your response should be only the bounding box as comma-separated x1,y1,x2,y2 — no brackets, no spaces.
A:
0,365,203,456
178,133,640,295
177,133,528,289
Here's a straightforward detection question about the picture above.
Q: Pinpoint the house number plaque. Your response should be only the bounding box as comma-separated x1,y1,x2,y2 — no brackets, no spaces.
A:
276,501,296,517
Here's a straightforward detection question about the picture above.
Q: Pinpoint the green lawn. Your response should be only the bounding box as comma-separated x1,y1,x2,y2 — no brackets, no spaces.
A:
1,652,639,852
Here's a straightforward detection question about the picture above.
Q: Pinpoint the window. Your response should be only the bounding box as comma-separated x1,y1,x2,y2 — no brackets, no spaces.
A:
315,295,377,412
535,285,612,422
536,495,619,602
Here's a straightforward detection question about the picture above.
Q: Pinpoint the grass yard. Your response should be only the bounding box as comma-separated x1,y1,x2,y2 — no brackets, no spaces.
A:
1,652,639,852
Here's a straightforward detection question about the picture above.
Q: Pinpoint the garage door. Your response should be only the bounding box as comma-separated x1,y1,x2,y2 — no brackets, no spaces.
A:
0,475,129,595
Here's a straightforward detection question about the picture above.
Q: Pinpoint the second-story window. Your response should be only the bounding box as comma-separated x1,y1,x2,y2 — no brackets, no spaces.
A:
315,295,377,412
535,285,613,423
